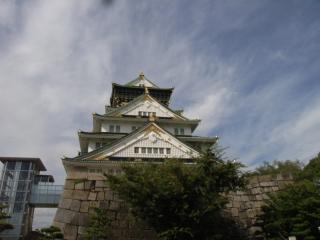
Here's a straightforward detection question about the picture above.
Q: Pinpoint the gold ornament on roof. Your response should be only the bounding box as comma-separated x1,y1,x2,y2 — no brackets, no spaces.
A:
139,72,144,79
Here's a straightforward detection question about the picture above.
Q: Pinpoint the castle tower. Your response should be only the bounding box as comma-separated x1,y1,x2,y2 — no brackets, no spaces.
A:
53,73,217,240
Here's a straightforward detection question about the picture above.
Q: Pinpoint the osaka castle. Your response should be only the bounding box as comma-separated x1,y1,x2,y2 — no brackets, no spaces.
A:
54,73,218,240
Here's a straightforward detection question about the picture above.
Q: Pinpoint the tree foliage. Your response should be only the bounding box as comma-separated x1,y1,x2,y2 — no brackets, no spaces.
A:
261,180,320,240
106,150,247,240
85,207,111,240
260,153,320,240
298,153,320,182
0,204,13,235
249,160,303,179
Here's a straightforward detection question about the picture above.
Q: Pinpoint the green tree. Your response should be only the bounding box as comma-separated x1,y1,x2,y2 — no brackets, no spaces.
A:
36,226,63,240
85,207,111,240
261,180,320,240
106,150,246,240
0,204,13,235
298,153,320,182
249,160,303,178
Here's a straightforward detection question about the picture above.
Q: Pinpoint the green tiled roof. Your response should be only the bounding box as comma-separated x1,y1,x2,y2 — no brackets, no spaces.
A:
124,72,159,88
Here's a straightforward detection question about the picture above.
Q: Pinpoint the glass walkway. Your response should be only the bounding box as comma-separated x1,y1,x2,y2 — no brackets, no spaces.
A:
30,183,63,207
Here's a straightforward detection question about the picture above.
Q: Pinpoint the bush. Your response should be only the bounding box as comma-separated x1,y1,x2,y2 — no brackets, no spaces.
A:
36,226,63,240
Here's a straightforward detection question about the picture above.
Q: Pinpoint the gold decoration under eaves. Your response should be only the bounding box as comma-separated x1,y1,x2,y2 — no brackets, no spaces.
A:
144,86,149,94
148,112,156,122
144,124,162,137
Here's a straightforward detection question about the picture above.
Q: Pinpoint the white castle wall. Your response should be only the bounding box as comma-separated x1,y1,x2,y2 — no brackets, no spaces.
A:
101,121,143,133
101,121,191,135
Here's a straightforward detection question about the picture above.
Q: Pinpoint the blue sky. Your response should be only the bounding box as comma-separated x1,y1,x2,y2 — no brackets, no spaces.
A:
0,0,320,228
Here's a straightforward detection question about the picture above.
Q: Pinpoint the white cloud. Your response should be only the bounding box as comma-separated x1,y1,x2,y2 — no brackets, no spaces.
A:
269,99,320,161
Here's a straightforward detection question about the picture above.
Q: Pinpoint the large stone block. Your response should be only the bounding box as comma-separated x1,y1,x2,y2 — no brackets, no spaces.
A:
72,190,89,200
84,180,95,190
89,201,99,208
63,190,74,199
75,182,85,190
78,226,87,235
59,198,73,209
231,208,239,217
78,213,89,227
248,176,259,185
97,191,105,200
64,224,78,240
70,212,89,227
55,209,76,224
95,180,107,188
70,200,81,212
65,179,76,190
88,191,97,201
80,201,89,213
258,175,272,182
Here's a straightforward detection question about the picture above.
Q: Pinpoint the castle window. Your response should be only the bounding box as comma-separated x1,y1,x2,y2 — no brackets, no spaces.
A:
180,128,185,135
134,147,139,153
141,147,146,153
109,125,114,132
174,128,179,135
138,111,142,116
153,148,158,154
95,142,101,149
147,147,152,154
159,148,164,154
166,148,171,154
116,125,120,133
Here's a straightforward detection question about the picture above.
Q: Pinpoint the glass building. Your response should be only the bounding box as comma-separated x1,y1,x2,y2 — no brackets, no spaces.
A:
0,157,63,240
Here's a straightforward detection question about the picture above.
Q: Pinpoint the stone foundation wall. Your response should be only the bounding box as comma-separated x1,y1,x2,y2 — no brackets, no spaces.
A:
225,173,293,239
53,173,293,240
53,176,157,240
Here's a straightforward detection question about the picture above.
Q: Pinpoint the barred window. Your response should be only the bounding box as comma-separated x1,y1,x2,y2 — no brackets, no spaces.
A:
174,128,179,135
159,148,164,154
166,148,171,154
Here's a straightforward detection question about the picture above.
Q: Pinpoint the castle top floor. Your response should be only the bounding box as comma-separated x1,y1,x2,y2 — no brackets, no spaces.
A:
109,72,173,107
